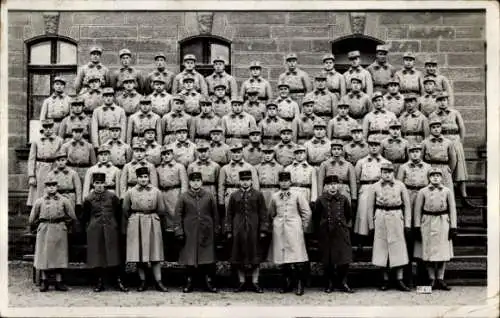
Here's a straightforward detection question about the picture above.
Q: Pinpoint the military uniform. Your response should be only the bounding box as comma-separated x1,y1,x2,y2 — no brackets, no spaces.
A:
60,131,96,181
397,151,431,208
275,89,301,122
211,93,232,118
206,57,238,98
208,136,231,166
180,87,202,117
243,139,264,166
127,100,162,145
344,51,373,95
340,83,372,123
190,106,221,144
362,92,397,143
274,139,297,167
145,54,175,94
59,99,92,143
317,148,357,201
383,78,405,117
394,52,423,95
115,87,143,117
260,112,289,146
343,126,369,165
74,47,110,94
172,54,208,95
399,95,429,144
82,149,121,199
243,98,267,124
327,105,358,142
305,87,338,124
321,54,346,99
46,162,82,208
285,152,318,204
240,61,272,102
278,53,312,105
187,157,221,198
424,58,454,106
367,45,396,94
304,136,331,169
148,77,173,117
110,49,145,95
255,151,283,208
80,84,104,117
144,138,162,166
221,100,257,146
91,88,127,148
120,149,158,198
381,135,409,173
293,113,321,145
103,134,132,170
40,78,72,133
419,77,439,117
169,136,197,168
161,95,192,144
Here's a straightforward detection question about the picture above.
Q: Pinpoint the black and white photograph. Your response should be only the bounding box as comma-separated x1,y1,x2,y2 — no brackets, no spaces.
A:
1,1,498,317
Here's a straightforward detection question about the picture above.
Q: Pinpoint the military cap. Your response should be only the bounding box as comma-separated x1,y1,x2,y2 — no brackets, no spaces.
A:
285,53,298,61
436,91,449,100
262,145,275,153
367,135,381,145
424,57,438,65
294,145,306,153
183,54,196,61
108,122,122,130
182,74,195,82
350,75,362,83
403,51,416,59
347,50,361,59
404,93,418,101
428,117,442,126
175,126,189,133
231,96,244,104
408,143,423,151
322,53,335,62
249,126,262,135
428,167,443,177
376,45,389,52
189,171,203,181
161,144,174,154
122,74,136,83
41,119,55,127
337,102,350,108
135,166,150,177
89,46,103,54
230,143,244,152
154,52,166,60
239,170,253,180
266,101,278,109
92,172,106,183
387,77,400,86
313,119,327,128
212,56,226,64
246,87,259,95
371,91,384,101
302,95,315,105
71,123,85,131
143,127,156,134
196,141,210,151
54,76,66,84
388,119,402,128
54,150,67,159
172,94,186,102
314,73,327,80
139,96,152,104
214,83,227,90
44,176,59,185
210,126,224,133
102,87,115,95
152,76,166,84
119,49,132,58
350,124,363,132
132,140,146,150
249,61,262,69
277,82,290,89
423,76,436,84
330,139,344,147
278,171,291,181
380,162,395,171
280,126,293,133
97,145,111,154
324,175,340,184
71,97,85,105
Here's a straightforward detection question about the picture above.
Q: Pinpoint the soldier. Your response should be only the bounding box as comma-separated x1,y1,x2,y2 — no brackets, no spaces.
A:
174,171,220,293
29,177,77,292
414,168,457,291
327,102,357,143
225,170,269,293
274,127,298,167
243,127,264,165
218,143,260,217
172,54,208,95
275,82,300,123
317,140,357,203
363,91,397,143
285,145,318,210
367,45,396,94
255,146,284,208
304,120,331,170
127,96,162,145
305,73,338,123
395,52,424,95
314,175,354,293
82,145,121,199
148,76,172,117
74,46,110,94
161,94,192,145
81,172,128,292
211,83,232,118
79,74,104,117
383,77,405,117
344,50,373,96
27,119,64,207
190,96,221,145
40,77,72,133
122,166,168,292
380,120,409,174
292,96,320,145
46,151,82,211
179,74,202,117
268,171,312,296
419,76,439,118
397,143,431,287
91,87,127,149
115,75,143,117
110,49,145,96
240,61,272,103
221,96,257,146
206,56,238,98
353,136,391,239
169,127,197,167
278,53,312,105
321,53,346,99
243,88,267,124
103,123,132,170
187,142,221,198
400,93,429,144
143,128,162,166
343,125,369,166
145,52,175,95
366,163,411,292
119,141,158,198
208,126,231,166
423,57,454,106
60,124,97,181
260,102,289,146
341,76,372,123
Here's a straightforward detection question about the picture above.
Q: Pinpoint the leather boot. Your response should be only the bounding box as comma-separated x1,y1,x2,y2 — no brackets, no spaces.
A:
39,279,49,292
294,265,305,296
116,277,129,292
279,266,292,293
436,279,451,291
379,279,390,291
235,281,246,292
251,282,263,293
55,281,68,291
93,277,104,292
396,279,411,292
183,276,193,293
323,266,333,293
205,275,217,293
337,265,354,293
155,280,168,292
137,279,147,292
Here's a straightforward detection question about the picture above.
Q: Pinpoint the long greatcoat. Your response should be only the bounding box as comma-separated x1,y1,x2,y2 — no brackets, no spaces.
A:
81,190,122,268
175,189,220,266
225,188,269,265
314,192,353,265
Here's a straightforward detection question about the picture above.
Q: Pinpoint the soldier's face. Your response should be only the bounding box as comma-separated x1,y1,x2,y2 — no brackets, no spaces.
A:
409,149,421,160
231,149,243,161
352,131,363,141
331,146,343,157
134,149,145,160
295,151,306,162
424,82,435,92
183,80,194,90
98,152,110,163
376,51,387,63
429,173,442,185
90,52,101,63
110,129,121,139
351,82,362,91
286,59,297,69
303,103,314,114
250,68,261,77
323,60,334,70
162,151,174,162
405,100,417,111
267,107,277,117
387,83,399,94
279,180,291,190
373,97,384,108
263,152,274,161
215,88,226,97
403,58,414,68
201,104,212,114
430,124,442,136
140,103,152,113
144,131,156,141
231,103,243,113
279,87,289,97
369,144,380,154
42,125,53,135
213,61,225,72
338,107,349,116
184,60,195,70
350,57,360,67
249,133,261,143
153,82,165,92
53,82,65,92
121,55,131,66
89,80,101,90
155,57,166,69
389,127,401,138
172,100,184,112
103,94,114,104
93,181,105,193
46,184,58,194
240,178,252,189
281,131,292,142
314,127,326,138
438,98,449,108
71,105,83,114
316,79,326,89
327,183,339,194
210,132,222,142
55,157,67,169
137,174,149,186
72,130,83,140
124,81,135,91
425,64,437,74
381,170,393,181
198,149,209,160
189,179,203,190
176,131,188,142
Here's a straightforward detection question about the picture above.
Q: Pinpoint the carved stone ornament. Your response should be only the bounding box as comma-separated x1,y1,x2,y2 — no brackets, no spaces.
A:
349,12,366,35
197,12,214,34
43,12,60,35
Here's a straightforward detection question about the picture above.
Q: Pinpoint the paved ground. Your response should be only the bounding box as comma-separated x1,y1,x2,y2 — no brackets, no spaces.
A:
8,262,488,307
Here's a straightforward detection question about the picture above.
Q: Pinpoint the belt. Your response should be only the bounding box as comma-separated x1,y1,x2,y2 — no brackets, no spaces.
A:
130,210,156,215
403,131,424,137
132,132,143,137
309,162,322,167
195,134,211,140
105,185,115,189
159,184,181,191
203,181,216,186
258,97,268,101
84,110,93,115
292,183,311,188
428,160,449,164
390,159,407,164
401,89,420,94
186,111,201,116
58,189,75,194
328,89,340,93
98,126,109,130
262,135,280,140
127,182,136,187
64,133,90,139
360,180,378,185
68,162,91,168
406,185,425,190
39,217,67,224
281,117,294,122
49,117,63,123
441,129,459,135
349,113,364,120
36,157,55,163
115,164,124,169
164,131,175,135
375,204,403,211
225,183,239,188
226,134,249,138
289,89,305,94
422,209,448,216
298,134,313,140
315,111,333,117
261,184,278,188
333,135,352,141
368,129,389,135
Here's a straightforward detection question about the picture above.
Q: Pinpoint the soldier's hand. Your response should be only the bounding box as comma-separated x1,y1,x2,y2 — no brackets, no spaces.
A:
414,227,422,242
28,177,37,187
226,232,232,240
448,228,458,241
259,232,267,239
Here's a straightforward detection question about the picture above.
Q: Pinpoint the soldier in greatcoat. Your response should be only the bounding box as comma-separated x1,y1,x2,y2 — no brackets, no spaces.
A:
148,76,172,117
268,171,312,296
143,128,162,166
40,77,71,133
115,75,143,117
81,172,128,292
367,45,396,94
187,142,220,198
414,168,457,291
304,73,338,123
83,145,121,199
145,53,175,95
313,175,354,293
275,82,300,123
119,141,158,198
423,57,454,106
208,125,231,166
91,87,127,149
255,146,284,208
366,163,411,292
172,54,208,95
341,76,372,123
419,76,439,117
321,53,346,99
240,61,272,103
174,172,220,293
304,120,331,170
74,46,110,94
102,122,132,170
343,50,373,96
292,96,321,144
205,56,238,98
110,49,145,96
243,88,267,124
273,126,298,167
394,52,424,95
221,96,257,146
190,96,221,145
243,127,264,165
46,151,82,211
399,93,429,144
79,74,104,117
169,126,197,167
59,97,91,143
122,166,168,292
126,96,162,145
343,125,369,166
29,177,77,292
161,94,192,145
327,102,357,143
212,83,232,118
380,119,409,174
383,77,405,117
278,53,312,105
363,91,397,144
225,170,269,293
60,124,96,182
179,74,202,117
260,102,289,146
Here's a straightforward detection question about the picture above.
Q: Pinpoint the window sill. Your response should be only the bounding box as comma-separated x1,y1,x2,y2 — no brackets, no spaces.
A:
15,146,30,160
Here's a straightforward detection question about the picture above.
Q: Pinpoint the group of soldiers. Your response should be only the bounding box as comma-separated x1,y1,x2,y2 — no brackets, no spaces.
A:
28,44,467,295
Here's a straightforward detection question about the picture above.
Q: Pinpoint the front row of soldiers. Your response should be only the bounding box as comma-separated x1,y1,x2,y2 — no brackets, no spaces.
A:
29,156,457,295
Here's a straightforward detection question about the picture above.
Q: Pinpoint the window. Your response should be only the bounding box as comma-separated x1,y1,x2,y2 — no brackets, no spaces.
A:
26,35,78,143
179,35,231,77
330,35,384,73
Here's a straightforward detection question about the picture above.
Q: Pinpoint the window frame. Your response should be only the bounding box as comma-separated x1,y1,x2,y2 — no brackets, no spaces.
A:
178,35,232,76
330,34,385,73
